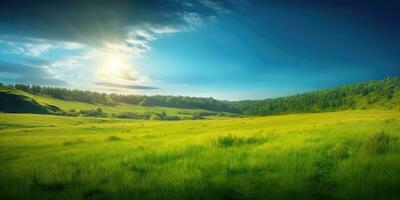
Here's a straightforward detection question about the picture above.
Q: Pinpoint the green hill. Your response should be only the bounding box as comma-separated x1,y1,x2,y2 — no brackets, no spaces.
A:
0,86,220,119
233,77,400,115
0,87,62,114
1,77,399,117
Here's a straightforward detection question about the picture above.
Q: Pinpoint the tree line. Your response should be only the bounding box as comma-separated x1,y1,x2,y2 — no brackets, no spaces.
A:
12,84,111,105
5,77,400,116
8,84,240,113
232,77,399,115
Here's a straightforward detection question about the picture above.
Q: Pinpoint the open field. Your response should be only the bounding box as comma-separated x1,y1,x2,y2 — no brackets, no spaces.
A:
1,110,400,200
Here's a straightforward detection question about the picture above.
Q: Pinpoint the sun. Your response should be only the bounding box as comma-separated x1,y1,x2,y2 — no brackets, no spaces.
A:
106,57,121,72
99,53,130,79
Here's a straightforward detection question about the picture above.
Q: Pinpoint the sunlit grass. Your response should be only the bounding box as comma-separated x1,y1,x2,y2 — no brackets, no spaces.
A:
0,110,399,199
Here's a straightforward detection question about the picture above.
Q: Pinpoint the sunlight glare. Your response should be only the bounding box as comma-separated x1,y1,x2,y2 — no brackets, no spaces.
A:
107,57,121,72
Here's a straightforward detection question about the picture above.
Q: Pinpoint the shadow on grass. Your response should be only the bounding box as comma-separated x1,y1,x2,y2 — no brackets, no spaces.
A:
362,131,390,154
30,176,66,193
83,189,107,200
106,136,122,142
121,145,206,175
63,138,85,146
213,135,267,148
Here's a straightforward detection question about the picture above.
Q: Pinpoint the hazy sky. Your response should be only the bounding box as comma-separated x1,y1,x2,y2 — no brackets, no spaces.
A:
0,0,399,100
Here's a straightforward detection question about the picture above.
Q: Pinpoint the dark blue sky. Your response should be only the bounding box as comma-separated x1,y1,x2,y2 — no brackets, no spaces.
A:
0,0,399,100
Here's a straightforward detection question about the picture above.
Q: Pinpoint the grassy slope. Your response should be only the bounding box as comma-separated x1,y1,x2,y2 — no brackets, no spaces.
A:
0,86,213,117
0,110,399,199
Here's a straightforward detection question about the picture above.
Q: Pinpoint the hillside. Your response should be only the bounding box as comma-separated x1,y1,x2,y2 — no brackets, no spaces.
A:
0,87,62,114
0,86,223,120
234,77,400,115
109,77,400,114
1,77,399,117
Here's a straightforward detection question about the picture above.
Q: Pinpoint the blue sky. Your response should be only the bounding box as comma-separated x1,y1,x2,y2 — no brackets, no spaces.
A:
0,0,399,100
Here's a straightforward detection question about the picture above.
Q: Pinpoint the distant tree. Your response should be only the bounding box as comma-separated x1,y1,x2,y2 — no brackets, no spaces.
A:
6,77,400,116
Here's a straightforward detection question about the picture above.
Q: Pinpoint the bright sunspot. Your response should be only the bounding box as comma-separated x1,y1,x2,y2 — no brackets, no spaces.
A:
107,57,121,72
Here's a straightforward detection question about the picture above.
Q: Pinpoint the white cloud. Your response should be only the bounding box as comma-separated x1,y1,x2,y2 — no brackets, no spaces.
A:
150,26,181,34
0,36,85,57
0,0,230,58
0,0,233,91
199,0,232,14
182,12,206,31
124,25,178,54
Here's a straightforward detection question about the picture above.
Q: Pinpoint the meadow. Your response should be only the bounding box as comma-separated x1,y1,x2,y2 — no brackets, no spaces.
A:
0,110,400,200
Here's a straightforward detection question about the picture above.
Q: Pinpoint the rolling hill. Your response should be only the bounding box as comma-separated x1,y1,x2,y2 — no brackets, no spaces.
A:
234,77,400,115
1,77,399,118
0,86,220,119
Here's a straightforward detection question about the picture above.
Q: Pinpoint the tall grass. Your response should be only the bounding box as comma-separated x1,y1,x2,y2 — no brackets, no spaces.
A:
362,131,391,154
0,110,399,199
213,135,262,147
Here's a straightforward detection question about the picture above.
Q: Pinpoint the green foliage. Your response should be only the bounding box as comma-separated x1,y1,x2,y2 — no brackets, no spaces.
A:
328,144,350,160
214,135,259,147
191,112,204,120
106,136,122,141
112,112,152,120
79,108,108,118
178,111,241,119
363,131,391,154
12,84,112,105
7,84,239,113
233,77,400,115
150,114,162,120
3,77,399,117
135,95,240,113
0,84,232,120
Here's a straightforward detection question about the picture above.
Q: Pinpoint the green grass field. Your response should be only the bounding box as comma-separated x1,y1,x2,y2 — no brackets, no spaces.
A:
1,110,400,200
